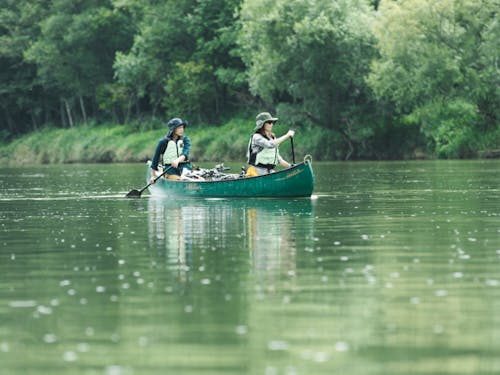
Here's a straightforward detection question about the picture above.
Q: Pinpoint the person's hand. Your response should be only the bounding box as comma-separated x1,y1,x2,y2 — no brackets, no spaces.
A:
171,158,180,168
150,169,159,184
287,130,295,138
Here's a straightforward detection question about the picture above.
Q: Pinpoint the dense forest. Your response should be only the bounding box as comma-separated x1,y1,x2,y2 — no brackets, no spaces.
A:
0,0,498,161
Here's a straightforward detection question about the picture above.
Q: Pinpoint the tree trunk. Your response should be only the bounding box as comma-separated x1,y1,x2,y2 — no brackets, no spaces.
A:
79,95,87,124
60,100,67,127
31,112,38,131
343,120,354,161
64,98,74,127
151,100,157,119
125,97,132,124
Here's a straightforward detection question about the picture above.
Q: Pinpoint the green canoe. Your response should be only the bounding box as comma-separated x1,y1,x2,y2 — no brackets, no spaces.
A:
146,160,314,198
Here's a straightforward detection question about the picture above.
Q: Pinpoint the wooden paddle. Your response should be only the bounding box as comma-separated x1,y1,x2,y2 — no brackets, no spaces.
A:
125,165,175,198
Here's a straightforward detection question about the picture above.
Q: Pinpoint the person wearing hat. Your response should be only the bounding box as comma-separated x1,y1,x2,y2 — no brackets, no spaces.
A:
150,117,192,183
246,112,295,177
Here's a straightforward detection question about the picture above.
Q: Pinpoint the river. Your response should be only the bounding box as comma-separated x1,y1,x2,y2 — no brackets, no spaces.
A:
1,160,499,375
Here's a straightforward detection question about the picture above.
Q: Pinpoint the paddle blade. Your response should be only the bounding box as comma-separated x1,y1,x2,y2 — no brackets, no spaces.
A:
125,189,142,198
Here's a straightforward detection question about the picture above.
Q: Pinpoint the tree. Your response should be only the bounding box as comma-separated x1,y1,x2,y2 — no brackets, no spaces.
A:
113,0,246,122
237,0,385,159
0,0,52,136
367,0,499,157
24,0,133,126
187,0,248,117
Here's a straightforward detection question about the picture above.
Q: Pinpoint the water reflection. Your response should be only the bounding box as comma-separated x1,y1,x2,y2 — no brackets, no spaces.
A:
2,161,499,375
147,198,315,287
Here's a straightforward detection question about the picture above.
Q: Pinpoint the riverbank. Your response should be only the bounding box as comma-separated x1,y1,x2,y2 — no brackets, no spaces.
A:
2,120,496,165
0,119,325,165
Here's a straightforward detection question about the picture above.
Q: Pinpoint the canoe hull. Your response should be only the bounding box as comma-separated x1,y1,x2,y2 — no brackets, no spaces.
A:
147,161,314,198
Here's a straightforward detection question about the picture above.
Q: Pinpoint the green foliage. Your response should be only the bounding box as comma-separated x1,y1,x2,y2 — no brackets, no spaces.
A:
113,0,196,115
404,98,480,158
112,0,246,121
0,118,318,165
25,1,133,95
0,0,52,133
237,0,386,159
0,0,134,131
0,123,152,165
1,0,496,160
368,0,499,157
95,83,133,123
163,61,217,120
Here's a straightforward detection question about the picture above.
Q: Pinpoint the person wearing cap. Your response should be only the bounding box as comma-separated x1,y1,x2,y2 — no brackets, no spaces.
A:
246,112,295,177
150,117,192,183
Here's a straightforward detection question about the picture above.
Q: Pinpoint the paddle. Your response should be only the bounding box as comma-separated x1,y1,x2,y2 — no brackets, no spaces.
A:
125,165,175,198
290,136,296,165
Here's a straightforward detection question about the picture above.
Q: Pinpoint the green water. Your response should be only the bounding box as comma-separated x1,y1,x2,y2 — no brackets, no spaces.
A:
1,160,499,375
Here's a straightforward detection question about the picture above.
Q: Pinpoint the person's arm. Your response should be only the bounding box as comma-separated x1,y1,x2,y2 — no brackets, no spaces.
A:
151,139,166,170
179,135,190,162
272,130,294,147
150,139,166,184
171,154,186,168
277,148,291,168
253,131,294,149
253,133,275,149
278,155,291,168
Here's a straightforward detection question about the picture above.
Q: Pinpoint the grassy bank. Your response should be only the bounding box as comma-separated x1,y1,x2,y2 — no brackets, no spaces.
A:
0,119,329,165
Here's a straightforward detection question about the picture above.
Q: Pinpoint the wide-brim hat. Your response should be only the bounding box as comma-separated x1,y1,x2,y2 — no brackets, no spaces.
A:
254,112,278,131
167,117,188,137
167,117,188,130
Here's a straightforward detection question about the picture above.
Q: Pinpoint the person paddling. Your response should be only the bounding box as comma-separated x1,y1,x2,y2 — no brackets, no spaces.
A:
150,118,192,183
246,112,295,177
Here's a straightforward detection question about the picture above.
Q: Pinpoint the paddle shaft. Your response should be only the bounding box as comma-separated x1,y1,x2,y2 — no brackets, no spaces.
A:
126,165,176,198
142,166,175,192
290,136,295,165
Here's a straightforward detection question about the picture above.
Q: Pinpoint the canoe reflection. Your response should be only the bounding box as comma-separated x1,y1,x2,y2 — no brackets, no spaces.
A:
147,198,315,285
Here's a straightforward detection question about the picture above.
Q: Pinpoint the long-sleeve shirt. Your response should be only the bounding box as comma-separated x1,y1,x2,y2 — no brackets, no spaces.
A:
150,135,191,170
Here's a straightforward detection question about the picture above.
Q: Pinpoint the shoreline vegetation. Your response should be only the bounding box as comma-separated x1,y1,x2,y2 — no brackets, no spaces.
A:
1,120,498,166
2,1,498,165
0,119,309,165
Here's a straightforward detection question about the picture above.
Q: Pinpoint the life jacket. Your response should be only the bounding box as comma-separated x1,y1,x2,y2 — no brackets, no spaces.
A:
247,134,278,168
162,137,184,164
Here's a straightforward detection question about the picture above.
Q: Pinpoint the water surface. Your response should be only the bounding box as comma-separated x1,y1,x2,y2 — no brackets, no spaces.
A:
1,160,499,374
